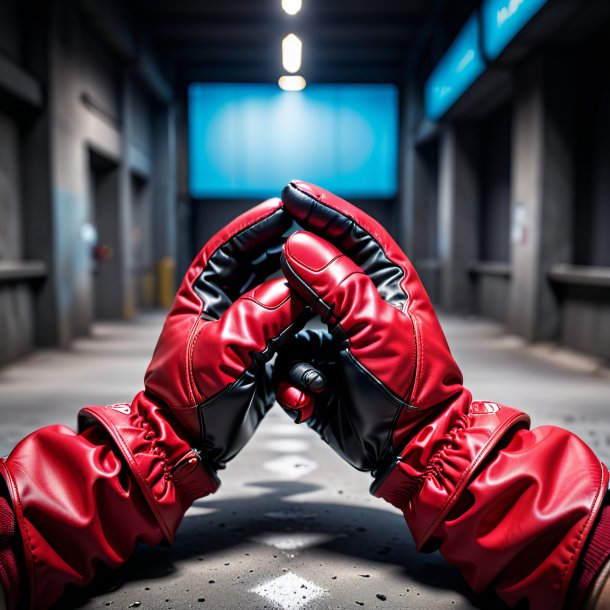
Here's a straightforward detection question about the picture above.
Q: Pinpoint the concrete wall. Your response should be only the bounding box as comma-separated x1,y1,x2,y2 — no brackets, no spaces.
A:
479,105,511,264
398,78,441,303
403,19,610,363
0,0,22,63
552,31,610,358
0,0,178,365
0,4,37,365
0,109,37,365
556,285,610,361
0,112,22,261
470,268,512,324
437,125,479,312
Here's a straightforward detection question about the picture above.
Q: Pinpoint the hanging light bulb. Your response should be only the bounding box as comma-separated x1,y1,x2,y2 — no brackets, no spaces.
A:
282,0,302,16
282,33,302,73
278,75,306,91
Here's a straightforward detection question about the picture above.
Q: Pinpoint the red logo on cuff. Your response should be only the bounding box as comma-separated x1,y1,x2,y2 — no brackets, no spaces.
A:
470,401,500,415
107,403,131,415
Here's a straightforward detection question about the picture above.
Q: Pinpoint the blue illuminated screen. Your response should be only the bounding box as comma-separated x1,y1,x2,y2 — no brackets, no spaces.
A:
424,15,485,121
482,0,548,60
189,83,398,198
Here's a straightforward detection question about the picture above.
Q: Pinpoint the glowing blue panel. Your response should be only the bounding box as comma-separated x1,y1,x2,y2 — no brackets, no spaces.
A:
482,0,548,60
424,15,486,121
189,83,398,199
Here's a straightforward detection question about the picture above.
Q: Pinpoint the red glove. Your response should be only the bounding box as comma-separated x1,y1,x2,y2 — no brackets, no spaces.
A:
275,180,608,609
0,198,306,610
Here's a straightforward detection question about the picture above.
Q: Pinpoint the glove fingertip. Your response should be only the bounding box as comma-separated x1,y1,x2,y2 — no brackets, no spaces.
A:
276,381,315,423
289,362,326,394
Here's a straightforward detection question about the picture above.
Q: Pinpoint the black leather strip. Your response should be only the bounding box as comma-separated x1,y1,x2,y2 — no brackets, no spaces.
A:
196,313,308,466
193,207,293,320
282,183,407,310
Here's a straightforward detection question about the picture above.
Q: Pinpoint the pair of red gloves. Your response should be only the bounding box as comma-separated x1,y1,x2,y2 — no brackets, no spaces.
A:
0,181,608,610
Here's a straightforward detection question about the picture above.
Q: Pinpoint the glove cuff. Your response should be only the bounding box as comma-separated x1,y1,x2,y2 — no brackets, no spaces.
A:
78,391,220,543
0,482,23,610
372,396,608,610
371,394,529,549
0,392,219,610
571,495,610,608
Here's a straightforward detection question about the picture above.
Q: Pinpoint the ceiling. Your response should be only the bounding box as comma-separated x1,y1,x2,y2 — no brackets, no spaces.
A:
129,0,479,86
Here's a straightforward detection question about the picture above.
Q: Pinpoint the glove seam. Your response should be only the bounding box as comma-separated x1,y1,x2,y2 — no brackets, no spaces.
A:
0,461,36,610
407,311,422,405
188,319,207,404
343,349,415,412
558,464,609,610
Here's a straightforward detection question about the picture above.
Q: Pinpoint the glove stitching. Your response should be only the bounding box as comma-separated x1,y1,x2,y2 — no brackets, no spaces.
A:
188,321,207,404
284,251,415,405
240,293,290,311
559,465,607,609
408,311,422,405
187,206,286,404
1,465,36,608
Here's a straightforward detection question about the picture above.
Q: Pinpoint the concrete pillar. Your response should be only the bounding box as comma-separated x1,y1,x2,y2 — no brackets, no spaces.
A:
48,0,93,345
175,96,195,277
398,76,442,302
118,71,136,318
399,81,429,260
437,125,479,311
152,106,177,258
508,53,576,341
151,103,178,307
21,9,59,348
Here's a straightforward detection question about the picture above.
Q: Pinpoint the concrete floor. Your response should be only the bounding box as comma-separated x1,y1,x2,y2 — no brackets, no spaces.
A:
1,313,610,610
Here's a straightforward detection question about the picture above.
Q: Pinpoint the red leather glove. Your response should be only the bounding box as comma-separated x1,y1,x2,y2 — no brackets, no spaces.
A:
0,198,306,610
275,180,608,610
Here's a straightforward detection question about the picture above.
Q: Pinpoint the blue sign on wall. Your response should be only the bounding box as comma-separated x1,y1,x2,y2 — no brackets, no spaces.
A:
189,83,398,199
482,0,548,60
423,15,486,121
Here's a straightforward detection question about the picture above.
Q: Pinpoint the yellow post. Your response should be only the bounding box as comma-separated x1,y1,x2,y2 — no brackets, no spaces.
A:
157,256,176,309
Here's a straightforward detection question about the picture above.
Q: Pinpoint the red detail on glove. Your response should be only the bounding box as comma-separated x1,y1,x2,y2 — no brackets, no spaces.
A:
573,500,610,607
437,426,606,609
0,490,22,610
0,392,217,610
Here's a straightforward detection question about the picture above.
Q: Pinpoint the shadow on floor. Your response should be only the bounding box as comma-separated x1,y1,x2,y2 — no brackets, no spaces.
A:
59,480,508,609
